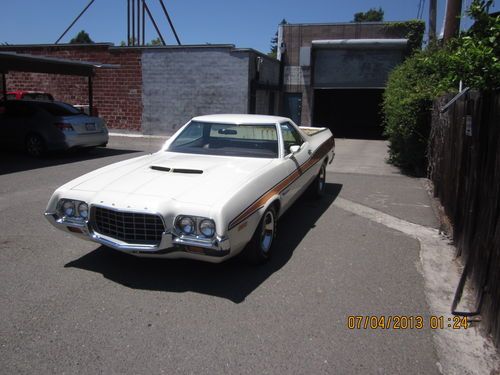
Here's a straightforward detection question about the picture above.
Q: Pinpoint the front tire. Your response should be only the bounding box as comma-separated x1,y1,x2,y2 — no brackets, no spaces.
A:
25,134,46,157
244,206,277,264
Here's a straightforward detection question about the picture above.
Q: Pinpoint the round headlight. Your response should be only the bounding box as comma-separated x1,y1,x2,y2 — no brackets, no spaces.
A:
178,216,195,235
78,203,89,219
63,201,75,217
199,219,215,237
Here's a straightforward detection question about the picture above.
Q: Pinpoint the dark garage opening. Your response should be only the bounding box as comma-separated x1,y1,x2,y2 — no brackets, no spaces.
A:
313,89,385,139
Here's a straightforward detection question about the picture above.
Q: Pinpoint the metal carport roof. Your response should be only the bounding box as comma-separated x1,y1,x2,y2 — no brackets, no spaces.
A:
0,51,117,76
0,51,119,113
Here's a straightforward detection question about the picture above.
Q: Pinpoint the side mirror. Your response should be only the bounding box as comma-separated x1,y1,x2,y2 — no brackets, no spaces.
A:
289,145,300,154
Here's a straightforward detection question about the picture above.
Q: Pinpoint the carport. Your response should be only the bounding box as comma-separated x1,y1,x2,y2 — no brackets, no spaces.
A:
311,39,407,139
0,51,117,114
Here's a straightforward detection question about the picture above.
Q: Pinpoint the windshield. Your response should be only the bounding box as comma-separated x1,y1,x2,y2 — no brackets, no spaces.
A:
168,121,279,158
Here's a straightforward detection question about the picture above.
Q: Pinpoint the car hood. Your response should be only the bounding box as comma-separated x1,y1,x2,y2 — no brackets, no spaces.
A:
70,152,274,207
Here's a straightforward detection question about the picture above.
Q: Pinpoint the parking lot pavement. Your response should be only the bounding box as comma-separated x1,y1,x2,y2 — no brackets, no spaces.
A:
1,135,443,374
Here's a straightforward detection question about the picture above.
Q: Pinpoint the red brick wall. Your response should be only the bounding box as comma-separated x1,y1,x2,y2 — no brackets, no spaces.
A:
2,44,142,131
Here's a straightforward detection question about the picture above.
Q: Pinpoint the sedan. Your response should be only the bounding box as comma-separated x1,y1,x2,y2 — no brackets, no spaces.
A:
0,100,108,156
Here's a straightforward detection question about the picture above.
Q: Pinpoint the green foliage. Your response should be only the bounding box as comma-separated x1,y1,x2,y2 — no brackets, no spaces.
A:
269,19,287,58
148,37,163,46
385,20,426,54
383,0,500,174
353,8,384,22
70,30,94,44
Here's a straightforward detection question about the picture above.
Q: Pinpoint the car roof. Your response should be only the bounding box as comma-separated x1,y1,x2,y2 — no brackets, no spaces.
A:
192,114,292,125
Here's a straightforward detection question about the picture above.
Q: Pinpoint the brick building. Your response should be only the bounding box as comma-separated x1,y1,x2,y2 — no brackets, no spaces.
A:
1,44,279,135
278,22,411,138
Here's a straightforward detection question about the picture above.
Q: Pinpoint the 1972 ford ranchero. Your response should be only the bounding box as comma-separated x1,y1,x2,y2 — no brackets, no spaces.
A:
45,114,335,264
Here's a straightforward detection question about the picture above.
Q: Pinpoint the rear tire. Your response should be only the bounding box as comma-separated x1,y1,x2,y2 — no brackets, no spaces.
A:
25,134,46,157
244,206,277,264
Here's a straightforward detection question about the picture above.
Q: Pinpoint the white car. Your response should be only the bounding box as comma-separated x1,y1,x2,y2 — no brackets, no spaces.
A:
45,114,335,263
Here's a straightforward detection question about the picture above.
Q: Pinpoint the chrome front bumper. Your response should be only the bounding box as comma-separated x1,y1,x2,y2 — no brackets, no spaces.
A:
44,212,231,258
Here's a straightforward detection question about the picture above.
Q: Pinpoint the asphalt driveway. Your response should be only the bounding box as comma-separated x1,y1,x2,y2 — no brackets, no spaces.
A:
0,136,442,374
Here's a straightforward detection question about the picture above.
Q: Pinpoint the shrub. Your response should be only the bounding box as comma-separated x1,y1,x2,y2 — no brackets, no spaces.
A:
382,0,499,175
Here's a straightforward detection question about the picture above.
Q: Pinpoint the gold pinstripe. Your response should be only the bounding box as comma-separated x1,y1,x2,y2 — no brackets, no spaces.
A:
228,136,334,230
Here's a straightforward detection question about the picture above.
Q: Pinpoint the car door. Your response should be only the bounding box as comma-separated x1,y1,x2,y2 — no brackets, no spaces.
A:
0,101,36,147
279,121,313,211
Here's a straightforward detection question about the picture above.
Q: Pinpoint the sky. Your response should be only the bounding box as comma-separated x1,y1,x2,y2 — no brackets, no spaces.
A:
0,0,498,53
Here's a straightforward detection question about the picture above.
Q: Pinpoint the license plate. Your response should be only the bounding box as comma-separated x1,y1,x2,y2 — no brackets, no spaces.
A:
85,123,96,131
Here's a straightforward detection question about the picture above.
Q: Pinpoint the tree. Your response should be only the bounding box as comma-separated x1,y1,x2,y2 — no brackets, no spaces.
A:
269,19,287,58
70,30,94,44
147,37,163,46
353,8,384,22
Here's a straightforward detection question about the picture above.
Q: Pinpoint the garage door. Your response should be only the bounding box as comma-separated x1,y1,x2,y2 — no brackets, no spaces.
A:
313,89,384,139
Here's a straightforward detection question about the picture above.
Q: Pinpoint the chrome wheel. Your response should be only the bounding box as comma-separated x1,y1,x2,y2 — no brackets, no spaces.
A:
245,206,277,264
318,164,326,194
260,210,275,253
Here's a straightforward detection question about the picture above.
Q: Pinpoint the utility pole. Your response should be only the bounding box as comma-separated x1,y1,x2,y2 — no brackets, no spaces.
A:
429,0,437,42
443,0,463,40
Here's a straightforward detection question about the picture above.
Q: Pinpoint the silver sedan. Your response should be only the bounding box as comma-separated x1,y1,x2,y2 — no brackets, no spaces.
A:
0,100,108,157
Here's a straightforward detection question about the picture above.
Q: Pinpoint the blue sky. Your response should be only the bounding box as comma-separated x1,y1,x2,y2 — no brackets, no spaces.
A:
1,0,498,52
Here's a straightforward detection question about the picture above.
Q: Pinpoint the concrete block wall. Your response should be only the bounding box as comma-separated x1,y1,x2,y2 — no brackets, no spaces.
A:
1,44,143,131
142,47,249,135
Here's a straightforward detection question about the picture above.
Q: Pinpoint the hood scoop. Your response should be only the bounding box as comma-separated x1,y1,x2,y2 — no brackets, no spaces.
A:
150,166,203,174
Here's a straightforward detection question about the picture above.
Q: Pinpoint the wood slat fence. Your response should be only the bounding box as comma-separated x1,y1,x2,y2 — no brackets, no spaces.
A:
428,89,500,345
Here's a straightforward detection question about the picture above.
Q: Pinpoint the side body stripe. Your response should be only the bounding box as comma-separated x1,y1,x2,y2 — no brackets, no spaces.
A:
228,136,334,230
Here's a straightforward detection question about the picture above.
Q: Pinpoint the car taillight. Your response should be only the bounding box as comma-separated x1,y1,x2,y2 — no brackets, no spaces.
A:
54,123,74,132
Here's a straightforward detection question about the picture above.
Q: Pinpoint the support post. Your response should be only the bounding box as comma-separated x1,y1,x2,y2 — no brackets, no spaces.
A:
142,0,145,45
55,0,96,44
127,0,130,46
143,1,166,46
137,0,141,45
158,0,181,45
443,0,463,40
429,0,437,42
1,73,7,101
88,75,93,116
131,0,135,45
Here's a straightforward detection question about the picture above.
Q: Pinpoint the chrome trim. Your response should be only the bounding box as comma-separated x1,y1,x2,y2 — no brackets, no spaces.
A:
45,212,89,229
46,209,231,255
171,230,230,252
90,205,167,246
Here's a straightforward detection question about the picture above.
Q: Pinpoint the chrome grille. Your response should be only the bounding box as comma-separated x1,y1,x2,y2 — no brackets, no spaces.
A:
91,207,165,245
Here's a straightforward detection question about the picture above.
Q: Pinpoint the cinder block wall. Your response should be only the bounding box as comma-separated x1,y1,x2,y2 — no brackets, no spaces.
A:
141,47,249,135
2,44,143,131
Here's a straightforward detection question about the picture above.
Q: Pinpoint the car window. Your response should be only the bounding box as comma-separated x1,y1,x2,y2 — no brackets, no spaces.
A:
280,122,304,154
169,121,279,158
173,122,204,146
37,102,81,116
22,93,54,101
209,124,277,141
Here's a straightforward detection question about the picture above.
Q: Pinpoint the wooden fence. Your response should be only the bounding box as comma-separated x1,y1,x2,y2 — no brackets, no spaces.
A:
428,89,500,345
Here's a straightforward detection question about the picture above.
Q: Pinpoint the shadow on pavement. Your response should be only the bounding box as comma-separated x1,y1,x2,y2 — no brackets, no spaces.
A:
65,183,343,303
0,147,141,175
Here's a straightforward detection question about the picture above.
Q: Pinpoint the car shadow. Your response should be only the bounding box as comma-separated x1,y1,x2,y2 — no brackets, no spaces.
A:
65,183,343,303
0,148,141,175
